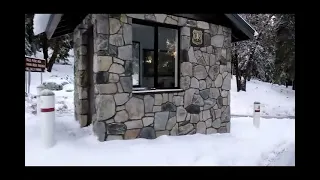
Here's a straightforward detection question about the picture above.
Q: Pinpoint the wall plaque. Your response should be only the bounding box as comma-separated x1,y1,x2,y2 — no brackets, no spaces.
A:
190,27,204,47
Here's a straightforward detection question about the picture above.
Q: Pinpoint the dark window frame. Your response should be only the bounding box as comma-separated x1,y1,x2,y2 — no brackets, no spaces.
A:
132,18,181,90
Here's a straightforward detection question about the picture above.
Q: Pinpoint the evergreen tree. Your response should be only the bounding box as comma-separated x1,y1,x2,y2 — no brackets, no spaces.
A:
46,34,73,72
273,14,295,89
25,14,36,56
232,14,276,91
231,14,295,91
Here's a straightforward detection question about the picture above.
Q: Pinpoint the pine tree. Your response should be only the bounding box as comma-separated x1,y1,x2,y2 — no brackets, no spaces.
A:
25,14,35,56
45,34,72,72
232,14,277,91
273,14,295,89
231,14,295,91
25,30,32,56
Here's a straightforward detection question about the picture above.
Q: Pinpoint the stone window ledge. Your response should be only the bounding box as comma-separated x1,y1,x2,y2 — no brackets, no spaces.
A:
132,88,184,94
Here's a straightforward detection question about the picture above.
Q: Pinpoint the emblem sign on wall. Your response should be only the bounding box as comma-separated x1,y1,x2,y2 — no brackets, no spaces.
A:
190,27,204,47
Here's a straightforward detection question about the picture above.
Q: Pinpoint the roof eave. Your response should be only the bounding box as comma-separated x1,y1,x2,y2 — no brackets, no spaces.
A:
225,14,257,40
46,14,257,42
45,14,63,39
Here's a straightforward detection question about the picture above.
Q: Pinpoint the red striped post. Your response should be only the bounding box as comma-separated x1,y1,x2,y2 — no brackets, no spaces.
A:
40,89,56,148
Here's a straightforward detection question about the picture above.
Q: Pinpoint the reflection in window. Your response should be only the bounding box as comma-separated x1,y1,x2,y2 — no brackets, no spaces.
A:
158,27,178,88
143,49,154,77
132,23,154,88
132,41,140,86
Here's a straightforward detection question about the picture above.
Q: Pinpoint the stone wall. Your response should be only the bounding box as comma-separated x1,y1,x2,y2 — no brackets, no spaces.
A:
73,14,232,142
73,15,93,128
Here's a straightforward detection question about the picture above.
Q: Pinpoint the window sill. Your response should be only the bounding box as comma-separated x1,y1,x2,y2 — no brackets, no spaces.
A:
132,88,184,94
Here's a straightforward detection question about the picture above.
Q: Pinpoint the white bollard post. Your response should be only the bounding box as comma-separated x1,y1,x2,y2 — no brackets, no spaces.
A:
40,89,56,148
253,102,261,128
37,84,45,116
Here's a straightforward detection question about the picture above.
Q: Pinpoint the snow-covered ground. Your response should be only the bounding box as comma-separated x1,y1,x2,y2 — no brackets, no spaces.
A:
230,77,295,117
25,115,294,166
25,50,295,166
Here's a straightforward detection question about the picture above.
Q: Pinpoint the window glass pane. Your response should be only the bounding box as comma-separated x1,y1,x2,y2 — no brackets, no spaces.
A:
132,23,154,88
143,50,155,87
158,27,178,88
132,42,140,86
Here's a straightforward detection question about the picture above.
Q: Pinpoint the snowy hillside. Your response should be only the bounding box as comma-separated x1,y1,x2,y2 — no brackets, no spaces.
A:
25,51,295,166
230,77,295,117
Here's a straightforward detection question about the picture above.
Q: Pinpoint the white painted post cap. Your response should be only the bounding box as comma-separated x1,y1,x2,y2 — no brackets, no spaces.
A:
40,89,55,96
37,84,45,89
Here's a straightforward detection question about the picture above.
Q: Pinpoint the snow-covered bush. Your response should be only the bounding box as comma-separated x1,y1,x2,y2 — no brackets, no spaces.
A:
63,84,74,92
42,82,64,91
25,95,37,115
42,75,70,91
56,100,69,112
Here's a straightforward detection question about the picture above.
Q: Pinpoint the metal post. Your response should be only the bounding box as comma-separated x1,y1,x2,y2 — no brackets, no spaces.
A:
253,102,261,128
28,70,31,94
41,72,43,84
25,71,27,94
40,89,56,148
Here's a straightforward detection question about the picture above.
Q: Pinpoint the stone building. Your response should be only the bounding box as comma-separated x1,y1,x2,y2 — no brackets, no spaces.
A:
42,14,256,141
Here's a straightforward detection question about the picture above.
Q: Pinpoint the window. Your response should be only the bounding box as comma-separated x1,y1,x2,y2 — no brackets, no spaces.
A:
132,19,180,90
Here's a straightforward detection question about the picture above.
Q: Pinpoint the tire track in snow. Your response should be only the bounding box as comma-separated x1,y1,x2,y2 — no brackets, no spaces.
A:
267,142,294,166
257,141,295,166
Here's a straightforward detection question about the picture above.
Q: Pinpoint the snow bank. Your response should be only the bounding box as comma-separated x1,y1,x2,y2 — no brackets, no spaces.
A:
64,84,74,92
25,115,294,166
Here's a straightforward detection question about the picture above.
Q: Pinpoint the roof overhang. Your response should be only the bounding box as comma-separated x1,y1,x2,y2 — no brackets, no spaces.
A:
40,14,257,42
45,14,63,39
224,14,257,40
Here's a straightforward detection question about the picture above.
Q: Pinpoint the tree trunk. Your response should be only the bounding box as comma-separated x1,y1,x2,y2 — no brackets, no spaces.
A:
234,53,241,92
231,63,233,77
244,47,255,89
242,78,247,91
41,33,49,63
242,72,247,91
46,43,59,72
292,79,295,90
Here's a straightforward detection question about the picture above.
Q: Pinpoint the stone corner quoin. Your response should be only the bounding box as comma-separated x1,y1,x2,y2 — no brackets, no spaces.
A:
73,14,232,142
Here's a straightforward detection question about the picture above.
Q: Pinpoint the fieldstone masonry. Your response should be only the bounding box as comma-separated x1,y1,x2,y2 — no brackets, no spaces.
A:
73,14,231,142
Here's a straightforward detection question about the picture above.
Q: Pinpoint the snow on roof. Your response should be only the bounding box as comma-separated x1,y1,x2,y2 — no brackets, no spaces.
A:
237,14,259,37
33,14,51,35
